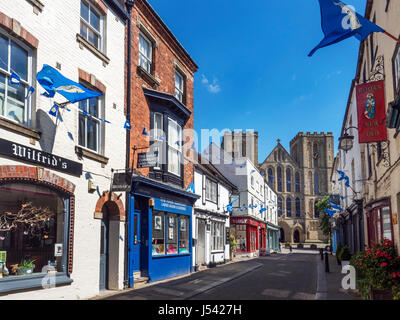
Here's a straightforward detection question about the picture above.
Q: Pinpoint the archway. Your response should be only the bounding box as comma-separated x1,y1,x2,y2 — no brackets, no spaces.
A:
293,230,300,243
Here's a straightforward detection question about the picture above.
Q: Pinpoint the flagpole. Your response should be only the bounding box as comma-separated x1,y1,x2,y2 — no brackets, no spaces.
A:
383,31,400,44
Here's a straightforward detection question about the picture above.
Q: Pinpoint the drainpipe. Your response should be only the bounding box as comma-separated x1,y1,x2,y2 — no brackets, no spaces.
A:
124,0,134,289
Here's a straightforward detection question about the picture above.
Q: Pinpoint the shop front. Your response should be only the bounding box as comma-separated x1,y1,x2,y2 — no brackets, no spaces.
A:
128,176,199,286
230,216,266,257
0,165,76,294
266,223,280,253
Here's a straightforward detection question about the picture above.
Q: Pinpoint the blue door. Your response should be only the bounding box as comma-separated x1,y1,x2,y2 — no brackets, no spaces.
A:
132,211,140,272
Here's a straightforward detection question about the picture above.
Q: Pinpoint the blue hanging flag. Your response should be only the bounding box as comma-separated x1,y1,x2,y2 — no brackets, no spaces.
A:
25,86,35,99
329,202,343,211
124,120,132,130
309,0,384,57
9,72,21,86
337,170,346,181
344,176,350,187
49,104,58,117
324,208,336,216
67,132,74,141
142,127,149,136
227,203,233,213
36,64,103,103
57,112,63,122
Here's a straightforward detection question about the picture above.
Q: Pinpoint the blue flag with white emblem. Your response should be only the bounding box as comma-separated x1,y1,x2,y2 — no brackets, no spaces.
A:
309,0,384,57
36,64,103,103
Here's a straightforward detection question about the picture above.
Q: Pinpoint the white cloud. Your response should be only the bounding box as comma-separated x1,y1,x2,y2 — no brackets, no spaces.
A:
201,74,221,94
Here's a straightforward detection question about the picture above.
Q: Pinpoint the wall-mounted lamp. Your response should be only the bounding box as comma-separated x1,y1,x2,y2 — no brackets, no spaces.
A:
338,126,358,152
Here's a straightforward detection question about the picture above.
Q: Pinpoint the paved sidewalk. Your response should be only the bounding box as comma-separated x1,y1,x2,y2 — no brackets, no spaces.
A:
100,259,262,300
316,253,361,300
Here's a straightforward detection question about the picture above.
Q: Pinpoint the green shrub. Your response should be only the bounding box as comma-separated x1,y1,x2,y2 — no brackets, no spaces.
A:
341,246,352,261
336,242,343,261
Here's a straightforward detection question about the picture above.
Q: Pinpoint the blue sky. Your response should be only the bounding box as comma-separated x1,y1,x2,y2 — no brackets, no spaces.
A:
147,0,367,163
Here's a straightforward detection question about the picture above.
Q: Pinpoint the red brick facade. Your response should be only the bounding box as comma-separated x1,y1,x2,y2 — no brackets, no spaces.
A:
0,11,39,48
0,165,75,274
127,0,198,190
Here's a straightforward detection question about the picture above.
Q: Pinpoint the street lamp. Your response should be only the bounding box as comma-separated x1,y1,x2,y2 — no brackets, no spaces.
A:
338,127,358,152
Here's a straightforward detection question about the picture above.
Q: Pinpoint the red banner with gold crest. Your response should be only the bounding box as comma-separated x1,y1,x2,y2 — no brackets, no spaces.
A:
356,80,387,143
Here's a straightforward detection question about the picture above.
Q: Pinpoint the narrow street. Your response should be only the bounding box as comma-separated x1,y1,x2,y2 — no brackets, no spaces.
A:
103,250,360,300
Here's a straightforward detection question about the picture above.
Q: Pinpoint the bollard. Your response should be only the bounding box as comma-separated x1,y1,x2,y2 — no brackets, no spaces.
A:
320,248,323,260
324,251,330,273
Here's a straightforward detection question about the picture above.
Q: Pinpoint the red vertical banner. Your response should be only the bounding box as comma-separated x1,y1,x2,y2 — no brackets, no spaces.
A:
356,80,387,143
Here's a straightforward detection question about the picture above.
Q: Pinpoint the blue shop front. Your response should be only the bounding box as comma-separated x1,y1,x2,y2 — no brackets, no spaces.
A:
128,176,199,286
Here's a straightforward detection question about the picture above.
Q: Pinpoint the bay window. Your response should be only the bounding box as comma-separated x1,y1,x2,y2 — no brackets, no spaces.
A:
78,96,102,153
167,118,182,176
0,33,32,125
80,0,104,51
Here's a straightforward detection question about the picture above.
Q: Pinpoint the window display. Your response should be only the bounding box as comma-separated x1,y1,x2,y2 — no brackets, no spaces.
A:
179,216,189,254
0,183,67,277
166,214,178,254
152,212,165,256
212,222,224,251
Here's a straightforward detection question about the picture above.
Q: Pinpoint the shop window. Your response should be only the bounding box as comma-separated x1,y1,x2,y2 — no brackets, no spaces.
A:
152,212,165,256
0,183,69,278
211,222,224,251
235,224,246,252
78,95,103,153
0,32,33,125
179,216,189,254
166,214,178,254
80,0,104,51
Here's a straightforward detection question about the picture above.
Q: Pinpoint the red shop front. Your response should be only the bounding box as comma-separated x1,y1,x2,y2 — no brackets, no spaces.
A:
231,217,266,254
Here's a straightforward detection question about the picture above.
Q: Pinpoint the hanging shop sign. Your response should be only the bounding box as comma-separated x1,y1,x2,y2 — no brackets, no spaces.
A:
0,138,82,176
356,80,388,143
137,151,158,168
111,171,131,192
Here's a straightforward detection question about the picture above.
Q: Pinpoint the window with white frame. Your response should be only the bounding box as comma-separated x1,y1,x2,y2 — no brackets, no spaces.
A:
211,221,224,251
139,32,152,74
0,32,32,125
80,0,104,51
78,96,102,153
167,118,182,176
205,177,217,203
152,112,163,170
174,70,184,102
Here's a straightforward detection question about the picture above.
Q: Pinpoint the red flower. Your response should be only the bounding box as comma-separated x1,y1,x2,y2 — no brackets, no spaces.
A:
381,262,388,267
397,273,400,277
394,273,397,279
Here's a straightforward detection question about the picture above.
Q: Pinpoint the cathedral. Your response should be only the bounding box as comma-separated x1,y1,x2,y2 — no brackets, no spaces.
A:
259,132,334,245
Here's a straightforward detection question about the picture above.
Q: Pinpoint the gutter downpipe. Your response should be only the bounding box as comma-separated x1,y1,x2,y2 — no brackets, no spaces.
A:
124,0,134,289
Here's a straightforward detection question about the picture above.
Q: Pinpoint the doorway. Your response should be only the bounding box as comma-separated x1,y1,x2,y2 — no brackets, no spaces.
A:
293,230,300,243
197,219,206,266
99,207,109,291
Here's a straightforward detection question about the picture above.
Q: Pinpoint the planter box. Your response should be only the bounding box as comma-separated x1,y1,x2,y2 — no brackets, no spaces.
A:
17,267,34,275
371,289,393,300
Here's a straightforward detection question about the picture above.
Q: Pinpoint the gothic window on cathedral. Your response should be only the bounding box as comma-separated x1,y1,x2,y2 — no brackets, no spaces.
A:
296,198,301,217
277,167,282,192
268,168,274,186
286,198,292,217
286,168,291,192
278,197,283,217
295,172,300,193
314,172,319,195
314,203,320,218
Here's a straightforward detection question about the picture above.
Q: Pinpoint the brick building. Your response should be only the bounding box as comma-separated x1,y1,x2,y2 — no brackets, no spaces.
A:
0,0,128,299
125,0,199,285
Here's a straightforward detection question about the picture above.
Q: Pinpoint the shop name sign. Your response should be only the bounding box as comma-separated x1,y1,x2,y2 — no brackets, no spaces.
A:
0,138,82,176
137,151,158,168
154,198,192,215
356,80,388,143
